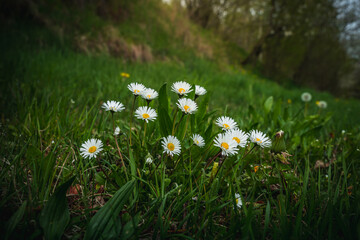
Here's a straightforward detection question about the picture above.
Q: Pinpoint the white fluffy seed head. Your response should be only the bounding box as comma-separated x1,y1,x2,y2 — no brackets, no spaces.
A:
301,92,312,102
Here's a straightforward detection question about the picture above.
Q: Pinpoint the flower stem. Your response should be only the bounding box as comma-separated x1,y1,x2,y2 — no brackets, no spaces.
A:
182,115,189,140
171,108,179,135
129,95,137,146
222,144,257,180
142,121,147,147
174,112,185,135
112,113,128,179
304,103,308,117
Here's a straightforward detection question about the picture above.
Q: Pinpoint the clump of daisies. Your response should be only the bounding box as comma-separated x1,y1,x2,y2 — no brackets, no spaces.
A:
171,81,192,97
80,139,103,159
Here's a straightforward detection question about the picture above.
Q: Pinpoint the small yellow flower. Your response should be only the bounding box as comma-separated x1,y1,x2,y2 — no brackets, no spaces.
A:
254,166,259,173
316,101,320,106
287,99,292,104
121,72,130,78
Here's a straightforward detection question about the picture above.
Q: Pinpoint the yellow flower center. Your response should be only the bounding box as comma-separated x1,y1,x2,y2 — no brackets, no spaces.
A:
184,105,190,112
167,143,175,151
196,140,199,144
236,199,239,204
142,113,150,119
89,146,97,153
233,137,240,143
255,138,262,143
223,123,230,129
179,88,185,94
221,142,229,150
147,95,151,98
134,89,140,93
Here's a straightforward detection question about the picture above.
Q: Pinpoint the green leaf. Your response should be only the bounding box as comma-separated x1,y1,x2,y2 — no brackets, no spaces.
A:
39,176,75,240
158,106,172,136
5,201,27,240
120,213,140,240
84,180,136,240
204,123,213,141
158,83,169,114
263,201,271,239
264,96,273,114
196,93,210,125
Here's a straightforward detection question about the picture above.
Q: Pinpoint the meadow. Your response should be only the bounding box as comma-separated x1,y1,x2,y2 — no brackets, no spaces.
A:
1,13,360,240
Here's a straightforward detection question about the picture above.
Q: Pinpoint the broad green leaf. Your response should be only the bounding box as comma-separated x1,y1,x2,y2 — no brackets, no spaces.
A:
264,96,273,114
5,201,27,240
39,176,75,240
120,213,140,240
84,180,136,240
158,106,172,136
158,83,169,114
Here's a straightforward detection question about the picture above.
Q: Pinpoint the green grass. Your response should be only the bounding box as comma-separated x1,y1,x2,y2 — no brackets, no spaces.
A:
1,16,360,240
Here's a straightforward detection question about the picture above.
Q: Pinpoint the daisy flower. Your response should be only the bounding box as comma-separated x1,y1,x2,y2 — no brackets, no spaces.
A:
235,193,243,208
128,82,146,96
215,116,238,131
80,138,103,159
191,134,205,147
145,157,153,165
114,127,121,136
177,98,198,114
214,132,238,156
195,85,207,96
301,92,312,102
226,128,248,148
249,130,272,148
316,100,327,109
162,135,181,157
141,88,158,101
171,81,193,96
135,106,157,123
102,101,125,113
